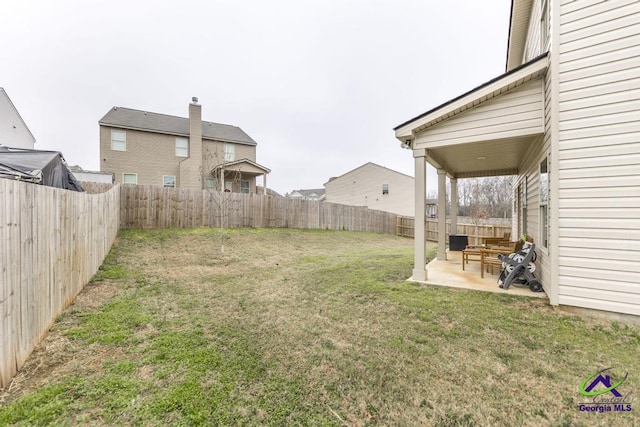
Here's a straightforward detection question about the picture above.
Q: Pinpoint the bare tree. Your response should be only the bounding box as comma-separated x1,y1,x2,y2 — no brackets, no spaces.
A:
456,176,513,218
203,146,244,254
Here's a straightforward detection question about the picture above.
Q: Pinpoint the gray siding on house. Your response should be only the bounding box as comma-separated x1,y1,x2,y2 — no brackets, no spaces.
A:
415,79,545,148
556,0,640,315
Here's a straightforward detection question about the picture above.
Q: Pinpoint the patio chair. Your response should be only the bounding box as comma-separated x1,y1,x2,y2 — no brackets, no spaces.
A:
482,237,511,246
462,245,483,270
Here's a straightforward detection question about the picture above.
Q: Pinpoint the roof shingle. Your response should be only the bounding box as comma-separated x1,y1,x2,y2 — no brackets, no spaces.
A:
99,107,256,145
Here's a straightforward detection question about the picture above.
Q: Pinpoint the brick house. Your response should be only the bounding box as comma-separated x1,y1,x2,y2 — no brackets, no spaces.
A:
99,98,270,193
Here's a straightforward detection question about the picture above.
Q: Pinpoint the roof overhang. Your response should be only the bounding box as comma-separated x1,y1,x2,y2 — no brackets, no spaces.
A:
210,158,271,176
394,53,548,179
394,53,548,140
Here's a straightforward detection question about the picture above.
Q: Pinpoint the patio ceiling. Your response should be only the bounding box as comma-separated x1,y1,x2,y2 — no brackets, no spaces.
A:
426,134,539,179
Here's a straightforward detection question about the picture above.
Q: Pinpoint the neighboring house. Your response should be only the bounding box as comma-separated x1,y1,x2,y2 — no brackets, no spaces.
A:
395,0,640,317
69,165,114,184
257,186,283,198
324,162,414,216
287,189,325,201
99,98,270,193
0,88,36,149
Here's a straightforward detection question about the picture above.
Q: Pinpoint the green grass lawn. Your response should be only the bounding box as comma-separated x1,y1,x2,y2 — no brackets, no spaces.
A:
1,228,639,426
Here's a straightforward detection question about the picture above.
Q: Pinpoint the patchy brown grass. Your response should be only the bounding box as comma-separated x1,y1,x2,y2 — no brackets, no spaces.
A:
1,228,639,426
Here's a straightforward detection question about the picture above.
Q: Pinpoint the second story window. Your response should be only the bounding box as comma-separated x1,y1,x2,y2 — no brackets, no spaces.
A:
224,144,235,161
382,184,389,195
175,138,188,157
111,130,126,151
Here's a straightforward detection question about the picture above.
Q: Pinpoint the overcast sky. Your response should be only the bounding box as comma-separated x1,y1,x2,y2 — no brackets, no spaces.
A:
2,0,511,195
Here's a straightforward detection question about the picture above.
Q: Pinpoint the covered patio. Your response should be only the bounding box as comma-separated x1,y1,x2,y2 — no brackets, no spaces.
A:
394,54,549,290
417,244,547,298
210,158,271,195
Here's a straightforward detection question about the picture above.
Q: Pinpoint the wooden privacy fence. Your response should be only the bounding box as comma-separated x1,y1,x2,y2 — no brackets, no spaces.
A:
396,216,512,245
0,180,120,388
119,185,398,234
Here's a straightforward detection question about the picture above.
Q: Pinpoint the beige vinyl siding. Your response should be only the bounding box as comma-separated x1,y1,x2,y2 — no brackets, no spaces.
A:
511,61,554,297
202,141,259,193
556,0,640,315
415,79,545,148
0,91,36,149
523,0,544,62
513,136,551,293
324,163,414,217
203,140,256,168
100,127,181,186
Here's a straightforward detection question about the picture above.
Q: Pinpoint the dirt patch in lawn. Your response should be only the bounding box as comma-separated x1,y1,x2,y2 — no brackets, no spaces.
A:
0,280,121,405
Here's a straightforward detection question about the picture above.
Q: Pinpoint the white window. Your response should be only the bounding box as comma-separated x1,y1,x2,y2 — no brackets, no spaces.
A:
205,177,217,190
111,130,126,151
163,175,176,188
224,144,235,161
382,184,389,195
539,157,549,249
175,138,188,157
240,180,250,194
123,173,137,185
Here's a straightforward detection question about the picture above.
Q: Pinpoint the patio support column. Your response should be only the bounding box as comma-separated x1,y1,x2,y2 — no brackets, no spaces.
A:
413,148,427,281
450,178,458,235
263,173,268,195
437,169,447,260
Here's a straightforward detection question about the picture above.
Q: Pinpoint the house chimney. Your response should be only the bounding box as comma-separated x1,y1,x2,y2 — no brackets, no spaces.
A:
179,98,203,189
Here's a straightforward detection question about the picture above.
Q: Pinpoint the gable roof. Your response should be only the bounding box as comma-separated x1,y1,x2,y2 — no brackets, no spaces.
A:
210,158,271,174
99,107,256,145
0,88,36,146
394,52,548,140
289,189,325,198
324,162,414,186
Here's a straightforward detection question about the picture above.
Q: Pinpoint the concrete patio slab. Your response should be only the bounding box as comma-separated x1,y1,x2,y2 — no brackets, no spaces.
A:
409,249,548,299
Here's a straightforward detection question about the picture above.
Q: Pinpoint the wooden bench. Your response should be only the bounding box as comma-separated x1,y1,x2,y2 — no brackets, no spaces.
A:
479,240,524,278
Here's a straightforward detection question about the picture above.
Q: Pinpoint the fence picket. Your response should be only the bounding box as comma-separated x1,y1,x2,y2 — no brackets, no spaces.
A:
0,180,120,388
